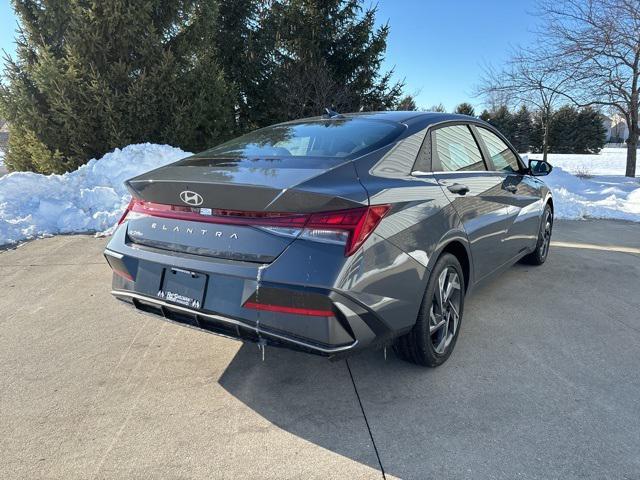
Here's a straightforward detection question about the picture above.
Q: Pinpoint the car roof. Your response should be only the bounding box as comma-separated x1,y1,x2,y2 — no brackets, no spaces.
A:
282,111,488,128
343,111,470,123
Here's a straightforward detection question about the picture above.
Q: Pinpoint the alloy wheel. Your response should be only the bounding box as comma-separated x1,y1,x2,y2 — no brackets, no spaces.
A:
429,267,462,354
539,211,553,258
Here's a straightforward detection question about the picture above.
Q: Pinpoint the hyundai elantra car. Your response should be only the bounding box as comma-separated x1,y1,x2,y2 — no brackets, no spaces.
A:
105,111,553,367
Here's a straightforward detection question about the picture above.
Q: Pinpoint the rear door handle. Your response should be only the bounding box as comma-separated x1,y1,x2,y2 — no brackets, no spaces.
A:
505,185,517,193
447,183,470,195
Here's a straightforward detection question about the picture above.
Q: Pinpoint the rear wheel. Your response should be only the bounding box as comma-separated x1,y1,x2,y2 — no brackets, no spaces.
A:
394,253,464,367
521,205,553,265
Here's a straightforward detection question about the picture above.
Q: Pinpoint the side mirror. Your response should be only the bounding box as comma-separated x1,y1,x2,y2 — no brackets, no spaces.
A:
528,159,553,176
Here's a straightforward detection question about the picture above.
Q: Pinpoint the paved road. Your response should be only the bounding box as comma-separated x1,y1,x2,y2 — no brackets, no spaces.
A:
1,220,639,479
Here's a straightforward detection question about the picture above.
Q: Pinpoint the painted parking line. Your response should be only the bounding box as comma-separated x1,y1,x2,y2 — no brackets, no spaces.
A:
551,241,640,255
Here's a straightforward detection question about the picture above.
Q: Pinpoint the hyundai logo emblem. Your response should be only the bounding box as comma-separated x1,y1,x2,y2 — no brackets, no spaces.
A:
180,190,203,206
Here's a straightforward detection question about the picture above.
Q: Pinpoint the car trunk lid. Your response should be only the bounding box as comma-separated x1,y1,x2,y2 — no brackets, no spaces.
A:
122,157,368,262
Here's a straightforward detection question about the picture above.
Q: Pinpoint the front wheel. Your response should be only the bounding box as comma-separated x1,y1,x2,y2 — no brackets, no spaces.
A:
394,253,464,367
521,205,553,265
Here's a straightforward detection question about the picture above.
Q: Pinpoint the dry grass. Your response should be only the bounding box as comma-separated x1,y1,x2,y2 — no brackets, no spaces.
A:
574,166,594,179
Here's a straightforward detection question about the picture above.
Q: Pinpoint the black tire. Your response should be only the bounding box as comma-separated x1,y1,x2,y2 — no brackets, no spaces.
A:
521,205,553,266
394,253,465,367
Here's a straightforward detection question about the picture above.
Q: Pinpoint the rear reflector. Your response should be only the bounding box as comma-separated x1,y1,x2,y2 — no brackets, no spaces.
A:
112,268,134,281
118,199,390,256
104,250,134,281
243,301,334,317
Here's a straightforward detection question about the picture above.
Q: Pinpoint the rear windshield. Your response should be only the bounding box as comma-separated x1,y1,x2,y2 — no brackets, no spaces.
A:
190,119,404,161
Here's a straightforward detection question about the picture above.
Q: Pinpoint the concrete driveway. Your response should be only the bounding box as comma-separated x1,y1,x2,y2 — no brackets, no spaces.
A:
1,220,639,479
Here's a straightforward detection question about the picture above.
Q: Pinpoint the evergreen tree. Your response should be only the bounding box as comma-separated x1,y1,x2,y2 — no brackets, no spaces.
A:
454,102,475,116
485,106,515,143
574,107,607,153
511,105,533,153
548,106,578,153
542,105,607,154
214,0,269,133
428,103,446,112
1,0,235,173
479,109,491,122
530,110,545,153
215,0,403,130
396,95,418,111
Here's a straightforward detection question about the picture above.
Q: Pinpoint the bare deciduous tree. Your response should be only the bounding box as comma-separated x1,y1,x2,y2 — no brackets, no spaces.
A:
477,50,573,161
538,0,640,177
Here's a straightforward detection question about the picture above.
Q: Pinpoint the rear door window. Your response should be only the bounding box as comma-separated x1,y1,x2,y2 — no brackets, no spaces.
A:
476,127,521,172
433,125,486,171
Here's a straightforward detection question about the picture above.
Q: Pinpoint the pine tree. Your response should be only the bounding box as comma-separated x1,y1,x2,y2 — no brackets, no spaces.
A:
396,95,418,111
511,105,533,153
530,111,545,153
454,102,475,116
574,107,607,153
214,0,268,133
548,106,578,153
486,106,515,144
1,0,235,173
428,103,446,112
215,0,403,129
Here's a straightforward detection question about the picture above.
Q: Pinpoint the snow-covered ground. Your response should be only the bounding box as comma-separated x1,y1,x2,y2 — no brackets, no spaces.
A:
528,148,640,221
530,148,631,176
0,145,638,247
0,144,189,246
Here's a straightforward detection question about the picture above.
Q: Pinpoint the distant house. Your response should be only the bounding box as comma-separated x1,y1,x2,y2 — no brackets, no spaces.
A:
602,114,629,143
0,119,8,153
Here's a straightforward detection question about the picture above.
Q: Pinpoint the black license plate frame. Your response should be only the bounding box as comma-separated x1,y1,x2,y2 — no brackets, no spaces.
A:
159,267,208,310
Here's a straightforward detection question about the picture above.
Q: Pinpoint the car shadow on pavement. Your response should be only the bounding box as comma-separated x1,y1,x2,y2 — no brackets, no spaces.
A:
217,341,436,476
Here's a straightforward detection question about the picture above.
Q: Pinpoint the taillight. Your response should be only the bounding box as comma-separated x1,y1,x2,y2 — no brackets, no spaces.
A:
243,301,334,317
117,198,135,225
304,205,391,256
127,199,308,227
120,199,390,256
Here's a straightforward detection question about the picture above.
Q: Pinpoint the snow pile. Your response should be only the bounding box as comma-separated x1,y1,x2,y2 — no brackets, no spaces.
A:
543,168,640,221
0,144,189,246
529,148,640,221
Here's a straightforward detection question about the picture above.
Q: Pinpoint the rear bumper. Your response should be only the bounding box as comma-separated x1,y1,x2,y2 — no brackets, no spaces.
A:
104,233,393,358
104,220,425,357
111,289,359,356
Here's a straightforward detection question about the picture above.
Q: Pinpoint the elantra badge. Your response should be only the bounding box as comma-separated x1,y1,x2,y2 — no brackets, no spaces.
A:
180,190,203,206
